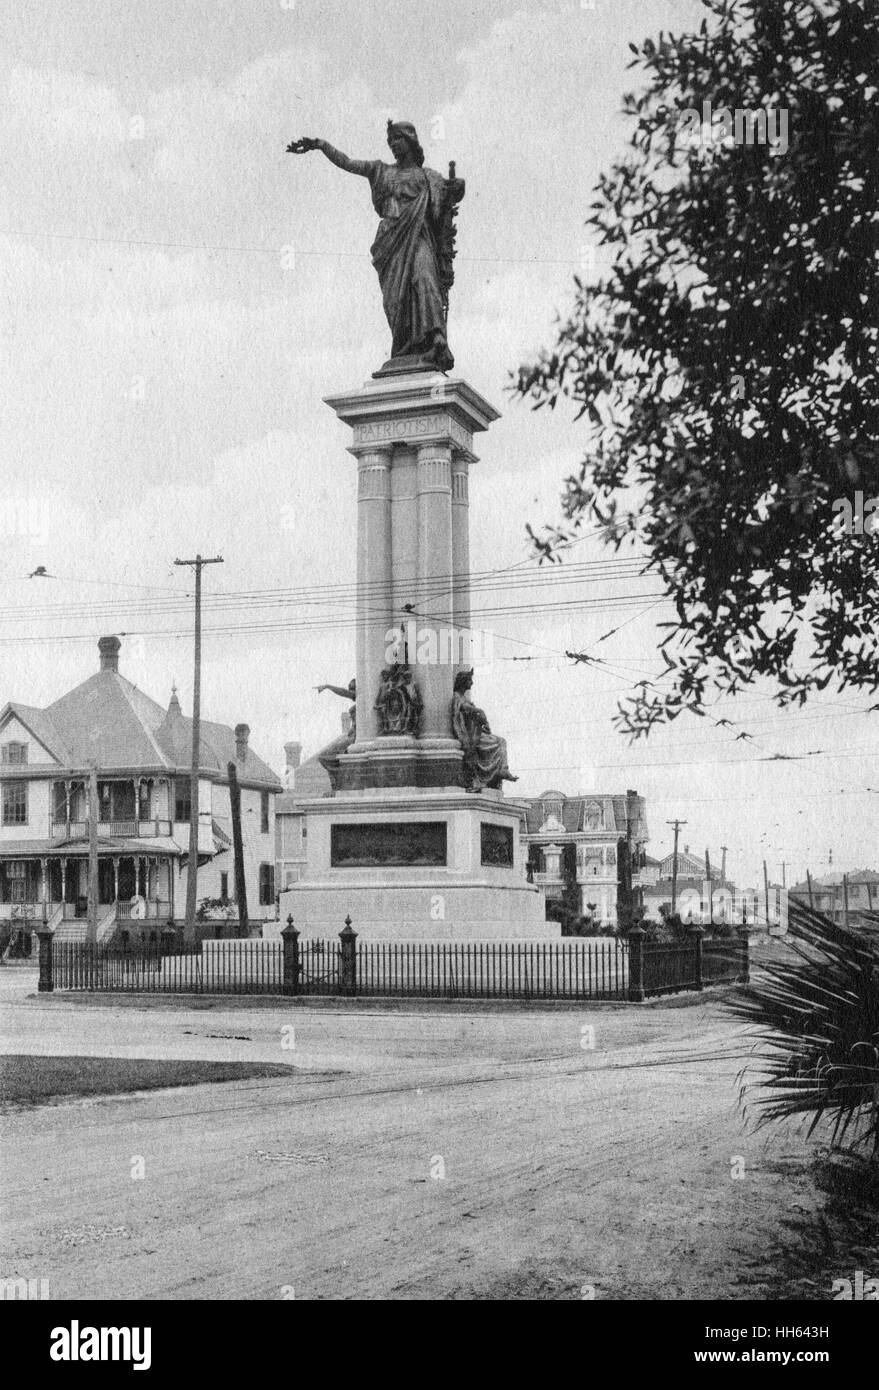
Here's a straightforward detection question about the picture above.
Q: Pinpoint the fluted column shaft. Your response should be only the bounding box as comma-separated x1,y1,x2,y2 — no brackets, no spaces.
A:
451,456,470,668
416,442,454,738
355,447,392,743
390,446,418,664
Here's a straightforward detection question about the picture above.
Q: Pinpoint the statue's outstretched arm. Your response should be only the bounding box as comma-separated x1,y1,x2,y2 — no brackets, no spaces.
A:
287,137,372,177
316,683,354,700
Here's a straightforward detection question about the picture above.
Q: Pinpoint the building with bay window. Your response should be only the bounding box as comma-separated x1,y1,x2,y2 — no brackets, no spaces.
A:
521,789,650,929
0,636,281,949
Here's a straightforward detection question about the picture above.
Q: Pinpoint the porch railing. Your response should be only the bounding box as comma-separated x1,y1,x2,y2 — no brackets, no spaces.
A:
50,818,173,840
116,899,172,920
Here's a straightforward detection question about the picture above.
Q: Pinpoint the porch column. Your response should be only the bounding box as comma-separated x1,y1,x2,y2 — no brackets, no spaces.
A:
112,856,120,902
60,858,67,903
40,857,48,921
64,779,72,830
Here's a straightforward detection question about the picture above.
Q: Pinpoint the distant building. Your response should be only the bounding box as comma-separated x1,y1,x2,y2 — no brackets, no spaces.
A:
520,789,649,927
0,636,281,948
789,870,879,924
640,845,738,924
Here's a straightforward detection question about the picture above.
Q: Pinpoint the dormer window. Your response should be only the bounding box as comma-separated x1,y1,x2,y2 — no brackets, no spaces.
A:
1,742,28,765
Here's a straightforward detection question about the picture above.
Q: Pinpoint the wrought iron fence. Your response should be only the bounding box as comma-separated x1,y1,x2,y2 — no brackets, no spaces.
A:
36,925,746,1001
52,939,283,994
354,939,628,999
641,941,700,996
702,937,749,985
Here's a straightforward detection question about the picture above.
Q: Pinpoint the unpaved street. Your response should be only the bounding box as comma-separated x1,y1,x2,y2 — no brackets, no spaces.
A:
0,971,821,1299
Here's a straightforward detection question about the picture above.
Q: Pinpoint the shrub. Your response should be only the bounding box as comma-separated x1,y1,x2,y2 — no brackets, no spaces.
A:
728,903,879,1161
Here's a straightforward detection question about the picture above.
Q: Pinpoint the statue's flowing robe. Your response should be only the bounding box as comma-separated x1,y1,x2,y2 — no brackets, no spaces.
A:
451,692,513,791
355,161,448,358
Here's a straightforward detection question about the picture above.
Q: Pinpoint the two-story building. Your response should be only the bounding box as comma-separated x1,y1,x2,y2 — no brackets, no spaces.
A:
789,870,879,925
0,636,282,948
640,845,738,924
521,789,650,928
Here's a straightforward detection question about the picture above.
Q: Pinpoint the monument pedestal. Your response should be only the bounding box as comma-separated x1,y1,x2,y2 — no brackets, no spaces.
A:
279,787,550,940
284,369,549,939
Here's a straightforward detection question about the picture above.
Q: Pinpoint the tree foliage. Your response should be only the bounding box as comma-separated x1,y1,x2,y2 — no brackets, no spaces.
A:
515,0,879,734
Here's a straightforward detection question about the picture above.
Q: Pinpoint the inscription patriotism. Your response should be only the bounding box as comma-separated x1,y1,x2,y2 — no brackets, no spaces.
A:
353,413,472,453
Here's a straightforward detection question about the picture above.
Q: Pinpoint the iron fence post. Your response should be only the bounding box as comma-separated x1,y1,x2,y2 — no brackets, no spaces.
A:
36,928,54,993
339,916,357,996
689,923,704,990
627,926,645,1002
281,914,300,996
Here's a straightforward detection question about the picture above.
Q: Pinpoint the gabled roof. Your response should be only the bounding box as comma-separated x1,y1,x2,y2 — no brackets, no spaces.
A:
0,702,69,762
5,644,281,789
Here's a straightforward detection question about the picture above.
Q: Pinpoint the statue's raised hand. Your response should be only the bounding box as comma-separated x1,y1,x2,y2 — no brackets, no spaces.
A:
287,136,321,154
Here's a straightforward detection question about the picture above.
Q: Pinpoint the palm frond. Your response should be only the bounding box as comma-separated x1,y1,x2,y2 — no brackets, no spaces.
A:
728,904,879,1158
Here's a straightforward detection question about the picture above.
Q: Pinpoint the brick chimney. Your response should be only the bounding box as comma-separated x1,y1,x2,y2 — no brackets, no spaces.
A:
99,635,121,673
284,741,301,789
234,723,250,762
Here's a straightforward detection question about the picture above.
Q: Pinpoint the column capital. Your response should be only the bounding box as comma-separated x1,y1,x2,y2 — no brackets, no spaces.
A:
356,450,391,501
417,441,452,494
351,441,394,462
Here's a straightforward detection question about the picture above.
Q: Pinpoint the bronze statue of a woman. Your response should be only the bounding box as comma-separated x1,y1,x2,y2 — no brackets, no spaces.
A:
451,669,518,793
288,122,464,373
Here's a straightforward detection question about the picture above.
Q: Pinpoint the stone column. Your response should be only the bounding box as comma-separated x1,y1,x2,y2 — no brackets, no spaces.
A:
390,445,418,665
354,446,392,745
416,441,454,739
451,455,471,669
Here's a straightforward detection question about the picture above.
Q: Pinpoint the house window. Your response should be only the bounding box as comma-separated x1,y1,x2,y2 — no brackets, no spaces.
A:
1,742,28,765
174,779,191,822
261,790,270,835
219,871,229,903
2,783,28,826
258,863,275,906
8,861,28,903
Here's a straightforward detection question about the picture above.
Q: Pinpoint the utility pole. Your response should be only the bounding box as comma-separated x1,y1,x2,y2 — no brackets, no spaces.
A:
666,819,687,915
87,764,99,943
174,554,224,936
705,847,714,927
763,859,770,931
720,845,728,884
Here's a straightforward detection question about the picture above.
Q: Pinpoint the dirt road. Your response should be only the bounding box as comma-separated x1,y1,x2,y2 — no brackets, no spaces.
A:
0,972,821,1299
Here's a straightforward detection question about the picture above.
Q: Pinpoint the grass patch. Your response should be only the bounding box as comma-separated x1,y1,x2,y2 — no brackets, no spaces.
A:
0,1054,296,1109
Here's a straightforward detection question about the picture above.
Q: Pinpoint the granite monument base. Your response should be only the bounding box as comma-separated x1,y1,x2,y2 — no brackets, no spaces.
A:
277,787,552,940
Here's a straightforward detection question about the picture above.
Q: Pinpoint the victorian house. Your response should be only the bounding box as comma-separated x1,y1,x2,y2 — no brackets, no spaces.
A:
0,636,282,946
521,789,650,928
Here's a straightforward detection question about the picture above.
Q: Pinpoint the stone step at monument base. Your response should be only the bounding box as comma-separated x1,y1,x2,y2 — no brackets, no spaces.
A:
278,882,554,941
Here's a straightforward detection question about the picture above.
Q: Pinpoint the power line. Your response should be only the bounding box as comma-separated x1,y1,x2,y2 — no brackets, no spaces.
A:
0,224,595,269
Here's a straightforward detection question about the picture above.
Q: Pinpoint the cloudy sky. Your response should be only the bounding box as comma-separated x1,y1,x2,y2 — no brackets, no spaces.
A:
2,0,876,888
